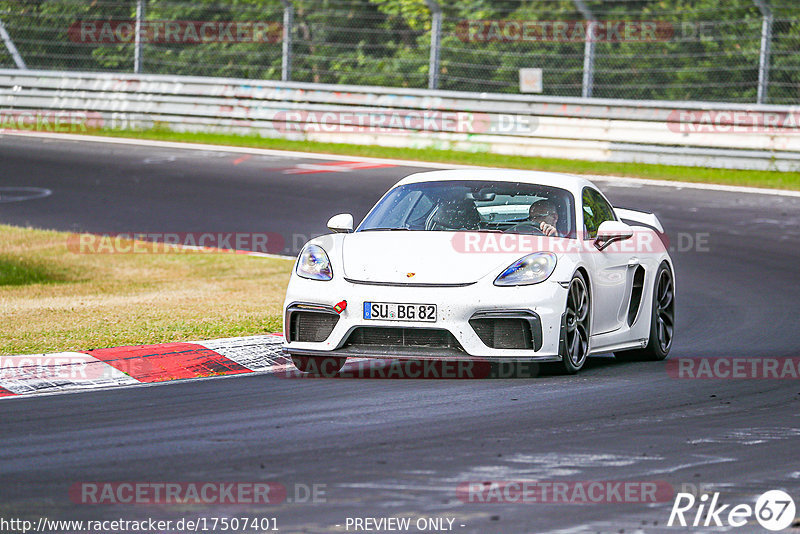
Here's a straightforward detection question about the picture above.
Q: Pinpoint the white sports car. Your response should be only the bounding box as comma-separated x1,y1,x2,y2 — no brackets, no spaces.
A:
283,170,675,374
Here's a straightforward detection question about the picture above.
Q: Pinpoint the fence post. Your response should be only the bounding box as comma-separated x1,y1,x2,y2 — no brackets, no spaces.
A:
753,0,772,104
0,17,26,69
424,0,442,90
573,0,595,98
134,0,144,73
280,0,293,82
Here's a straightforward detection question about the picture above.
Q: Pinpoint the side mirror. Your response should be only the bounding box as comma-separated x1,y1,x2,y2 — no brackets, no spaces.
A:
327,213,354,233
594,220,633,251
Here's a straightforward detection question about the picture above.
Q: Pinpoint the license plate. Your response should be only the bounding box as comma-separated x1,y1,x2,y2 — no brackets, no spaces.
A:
363,302,437,322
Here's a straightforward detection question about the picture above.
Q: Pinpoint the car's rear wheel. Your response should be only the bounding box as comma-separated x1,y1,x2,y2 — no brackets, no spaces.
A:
615,262,674,362
291,355,347,376
559,271,591,374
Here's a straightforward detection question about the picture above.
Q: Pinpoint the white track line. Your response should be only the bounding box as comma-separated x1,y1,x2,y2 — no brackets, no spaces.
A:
5,131,800,198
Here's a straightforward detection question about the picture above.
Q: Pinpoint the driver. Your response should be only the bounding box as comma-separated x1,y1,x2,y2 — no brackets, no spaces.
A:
528,199,560,237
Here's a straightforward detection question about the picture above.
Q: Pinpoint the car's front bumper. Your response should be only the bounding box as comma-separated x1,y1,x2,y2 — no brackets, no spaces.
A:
282,275,568,362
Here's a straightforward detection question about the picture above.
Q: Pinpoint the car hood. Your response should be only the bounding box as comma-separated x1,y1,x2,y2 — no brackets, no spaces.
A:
341,231,518,285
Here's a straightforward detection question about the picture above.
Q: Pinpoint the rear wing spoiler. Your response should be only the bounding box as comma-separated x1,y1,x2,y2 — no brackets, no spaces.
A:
614,207,664,233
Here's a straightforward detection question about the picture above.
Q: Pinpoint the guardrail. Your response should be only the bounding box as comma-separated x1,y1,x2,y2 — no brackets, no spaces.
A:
2,69,800,171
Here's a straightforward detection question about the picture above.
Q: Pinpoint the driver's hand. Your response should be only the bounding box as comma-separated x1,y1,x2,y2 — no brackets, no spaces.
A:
539,222,557,236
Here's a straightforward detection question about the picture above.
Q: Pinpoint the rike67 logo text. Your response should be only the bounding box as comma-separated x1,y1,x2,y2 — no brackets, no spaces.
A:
668,490,796,531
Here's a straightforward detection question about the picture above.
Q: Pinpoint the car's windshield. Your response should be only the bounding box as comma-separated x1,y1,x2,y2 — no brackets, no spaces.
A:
358,180,576,237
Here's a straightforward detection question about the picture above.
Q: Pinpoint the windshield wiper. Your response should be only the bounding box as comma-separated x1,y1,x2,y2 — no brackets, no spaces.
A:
360,227,411,232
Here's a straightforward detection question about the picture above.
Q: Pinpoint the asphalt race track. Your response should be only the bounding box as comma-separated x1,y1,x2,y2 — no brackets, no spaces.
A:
2,134,800,533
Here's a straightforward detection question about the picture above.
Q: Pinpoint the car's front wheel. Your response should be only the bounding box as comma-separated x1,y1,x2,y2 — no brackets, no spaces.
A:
615,261,674,362
291,355,347,376
559,271,591,374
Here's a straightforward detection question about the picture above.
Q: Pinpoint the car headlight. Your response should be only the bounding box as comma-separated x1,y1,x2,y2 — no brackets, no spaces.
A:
296,244,333,281
494,252,557,286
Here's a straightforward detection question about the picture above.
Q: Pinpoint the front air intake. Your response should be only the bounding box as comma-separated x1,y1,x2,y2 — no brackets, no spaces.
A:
344,327,465,351
288,310,339,342
469,311,543,351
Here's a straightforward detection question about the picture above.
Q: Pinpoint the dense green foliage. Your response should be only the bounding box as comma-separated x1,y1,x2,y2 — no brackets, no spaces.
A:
0,0,798,103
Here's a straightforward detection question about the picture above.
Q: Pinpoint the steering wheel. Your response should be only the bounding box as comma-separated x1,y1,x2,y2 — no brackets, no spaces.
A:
503,222,546,235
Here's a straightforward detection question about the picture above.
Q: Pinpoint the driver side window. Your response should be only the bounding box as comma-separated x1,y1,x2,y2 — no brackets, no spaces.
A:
582,188,616,239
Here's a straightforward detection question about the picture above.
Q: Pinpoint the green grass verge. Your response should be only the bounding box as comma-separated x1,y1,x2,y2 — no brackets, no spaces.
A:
89,128,800,191
0,224,292,355
0,257,76,286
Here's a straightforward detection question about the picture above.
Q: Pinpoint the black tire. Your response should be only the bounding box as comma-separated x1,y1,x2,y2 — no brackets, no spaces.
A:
615,262,675,362
291,355,347,376
558,271,591,374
